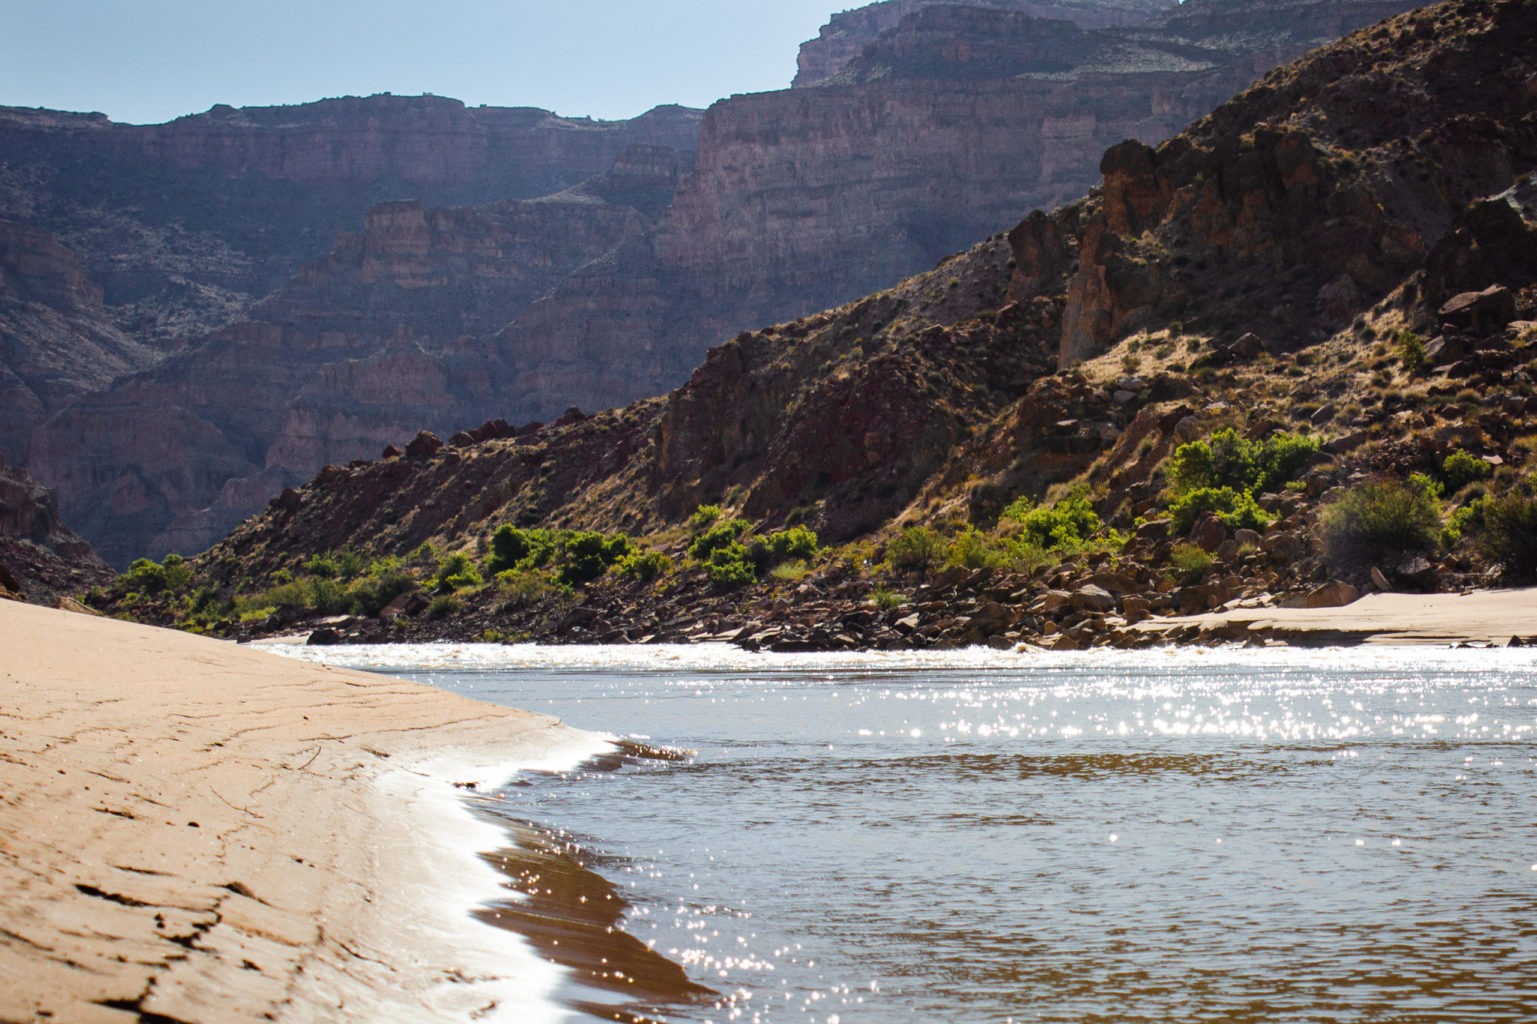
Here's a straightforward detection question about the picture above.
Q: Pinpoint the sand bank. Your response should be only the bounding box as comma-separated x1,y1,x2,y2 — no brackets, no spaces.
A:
0,600,601,1024
1140,586,1537,645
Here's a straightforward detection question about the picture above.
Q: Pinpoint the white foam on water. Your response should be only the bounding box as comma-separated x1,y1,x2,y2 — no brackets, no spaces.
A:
270,638,1537,677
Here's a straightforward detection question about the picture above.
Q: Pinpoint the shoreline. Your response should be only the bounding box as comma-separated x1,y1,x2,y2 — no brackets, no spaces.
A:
0,600,605,1024
1131,586,1537,647
254,583,1537,654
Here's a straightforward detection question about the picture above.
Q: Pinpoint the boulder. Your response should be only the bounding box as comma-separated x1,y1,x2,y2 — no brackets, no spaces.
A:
1088,571,1137,595
971,601,1014,631
405,430,443,458
1305,579,1360,608
932,565,972,589
379,591,429,621
306,627,343,646
381,444,404,459
1439,285,1516,334
1071,584,1116,613
1033,589,1074,614
1189,511,1228,553
1395,556,1439,591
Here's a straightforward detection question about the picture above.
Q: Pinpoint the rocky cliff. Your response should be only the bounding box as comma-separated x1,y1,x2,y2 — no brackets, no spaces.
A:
132,0,1537,654
0,454,113,604
792,0,1175,86
0,97,702,442
12,0,1422,566
0,219,158,450
503,0,1426,420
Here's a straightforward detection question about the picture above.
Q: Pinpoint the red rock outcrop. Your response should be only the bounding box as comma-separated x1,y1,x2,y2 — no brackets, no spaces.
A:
0,454,113,603
1039,0,1537,366
11,1,1426,566
0,220,158,458
792,0,1174,86
0,97,702,437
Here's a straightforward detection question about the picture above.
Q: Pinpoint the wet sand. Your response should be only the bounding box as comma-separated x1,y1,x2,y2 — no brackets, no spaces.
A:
0,600,598,1024
1140,586,1537,645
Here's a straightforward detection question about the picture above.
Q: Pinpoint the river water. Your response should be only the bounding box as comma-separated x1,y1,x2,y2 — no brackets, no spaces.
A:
283,643,1537,1023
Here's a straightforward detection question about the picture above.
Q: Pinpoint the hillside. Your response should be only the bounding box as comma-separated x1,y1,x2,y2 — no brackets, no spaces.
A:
0,455,113,605
3,0,1417,567
103,0,1537,652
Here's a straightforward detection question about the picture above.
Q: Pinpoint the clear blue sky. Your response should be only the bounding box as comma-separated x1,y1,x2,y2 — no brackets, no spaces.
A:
4,1,852,124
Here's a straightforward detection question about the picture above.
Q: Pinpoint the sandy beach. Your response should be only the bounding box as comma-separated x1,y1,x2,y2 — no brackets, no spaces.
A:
0,599,600,1024
1138,587,1537,645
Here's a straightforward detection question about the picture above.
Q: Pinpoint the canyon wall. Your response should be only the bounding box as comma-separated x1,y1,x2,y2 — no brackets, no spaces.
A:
792,0,1175,86
9,0,1422,565
0,96,703,440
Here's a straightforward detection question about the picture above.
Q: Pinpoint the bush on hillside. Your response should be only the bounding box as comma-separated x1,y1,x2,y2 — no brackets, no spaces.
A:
618,550,673,583
885,525,946,577
489,525,556,573
1167,428,1317,496
1006,492,1103,550
705,543,756,588
433,552,482,593
1320,478,1441,564
688,518,751,562
1475,491,1537,581
1168,486,1272,535
1442,450,1491,492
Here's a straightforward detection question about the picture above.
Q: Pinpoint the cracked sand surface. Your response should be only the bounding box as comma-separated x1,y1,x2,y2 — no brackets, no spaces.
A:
0,601,589,1023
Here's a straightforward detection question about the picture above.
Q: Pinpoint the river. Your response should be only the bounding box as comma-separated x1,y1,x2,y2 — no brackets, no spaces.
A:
281,643,1537,1023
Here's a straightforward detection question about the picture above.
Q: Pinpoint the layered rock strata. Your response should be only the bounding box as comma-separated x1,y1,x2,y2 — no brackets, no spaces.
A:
13,0,1423,565
144,0,1537,655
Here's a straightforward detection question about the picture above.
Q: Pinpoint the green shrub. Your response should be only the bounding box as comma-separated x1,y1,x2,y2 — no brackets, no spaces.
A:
346,571,416,616
425,595,461,620
1007,492,1102,550
1397,328,1427,374
1168,428,1317,496
689,504,723,532
1442,450,1491,492
762,525,819,564
949,526,1010,569
869,586,907,610
1168,486,1273,534
557,530,633,587
303,550,362,580
1475,491,1537,581
705,543,756,588
617,550,672,583
885,525,946,576
304,553,340,579
489,525,556,573
768,559,810,583
1321,479,1441,563
689,519,750,562
496,569,572,608
1168,542,1214,579
123,554,192,595
233,576,351,619
1442,499,1484,546
433,552,483,593
1254,433,1320,493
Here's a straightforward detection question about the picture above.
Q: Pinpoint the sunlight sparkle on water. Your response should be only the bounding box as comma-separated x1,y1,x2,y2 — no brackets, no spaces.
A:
270,642,1537,1023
